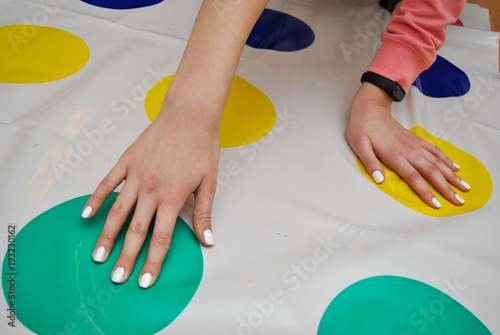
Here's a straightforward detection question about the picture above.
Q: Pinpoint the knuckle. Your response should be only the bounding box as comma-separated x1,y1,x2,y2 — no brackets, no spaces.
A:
152,231,171,248
407,150,424,164
383,147,402,164
424,141,443,156
405,170,422,184
100,175,115,190
145,259,163,271
418,138,431,147
159,190,183,208
100,230,116,244
108,203,125,220
202,180,217,197
365,158,380,170
194,212,212,227
425,165,441,179
430,144,443,154
119,253,135,264
344,125,353,139
129,221,147,237
390,157,408,175
425,153,439,165
89,193,103,205
350,135,367,151
145,172,161,192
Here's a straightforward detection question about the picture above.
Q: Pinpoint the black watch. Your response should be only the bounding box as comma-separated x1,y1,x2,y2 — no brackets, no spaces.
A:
361,71,406,102
379,0,402,14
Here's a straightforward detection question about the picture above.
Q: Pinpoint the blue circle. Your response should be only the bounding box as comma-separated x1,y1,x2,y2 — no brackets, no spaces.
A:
81,0,163,10
413,55,470,98
246,9,315,52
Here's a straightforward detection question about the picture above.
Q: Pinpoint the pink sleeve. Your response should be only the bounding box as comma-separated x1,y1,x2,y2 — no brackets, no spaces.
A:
367,0,466,92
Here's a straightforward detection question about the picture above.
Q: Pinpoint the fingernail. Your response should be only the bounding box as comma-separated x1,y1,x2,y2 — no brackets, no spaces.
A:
93,246,106,263
111,267,124,283
455,194,465,204
139,273,152,289
82,206,93,218
203,229,214,246
372,170,384,184
453,162,461,170
432,197,442,208
460,180,471,190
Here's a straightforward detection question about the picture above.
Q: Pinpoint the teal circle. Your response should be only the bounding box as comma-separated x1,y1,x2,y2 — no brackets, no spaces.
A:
2,193,203,335
318,275,491,335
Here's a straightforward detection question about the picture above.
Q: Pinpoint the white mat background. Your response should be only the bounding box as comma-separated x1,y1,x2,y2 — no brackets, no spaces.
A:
1,1,499,334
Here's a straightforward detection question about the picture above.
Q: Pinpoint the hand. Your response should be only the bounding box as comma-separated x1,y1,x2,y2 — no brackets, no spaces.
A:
345,82,470,208
81,101,220,288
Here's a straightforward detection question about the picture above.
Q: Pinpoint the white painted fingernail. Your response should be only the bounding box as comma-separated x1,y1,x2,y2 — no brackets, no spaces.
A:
82,206,93,218
93,246,106,263
432,197,442,208
461,180,471,190
111,267,124,283
455,194,465,204
453,162,461,170
372,170,384,184
139,273,152,289
203,229,214,246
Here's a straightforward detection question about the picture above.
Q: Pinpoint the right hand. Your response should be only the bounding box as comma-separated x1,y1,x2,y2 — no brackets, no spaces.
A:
346,82,470,209
82,100,220,288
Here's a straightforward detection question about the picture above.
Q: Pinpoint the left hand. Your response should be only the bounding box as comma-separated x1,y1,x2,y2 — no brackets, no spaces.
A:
345,82,470,208
84,96,221,288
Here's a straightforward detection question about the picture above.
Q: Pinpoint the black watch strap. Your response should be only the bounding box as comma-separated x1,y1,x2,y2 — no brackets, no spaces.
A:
361,71,406,102
379,0,402,14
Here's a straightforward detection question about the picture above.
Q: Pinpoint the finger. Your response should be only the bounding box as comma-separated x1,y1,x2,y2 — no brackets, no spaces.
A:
411,154,465,206
421,150,471,193
138,205,179,289
110,195,157,284
351,136,386,184
420,140,461,172
82,161,127,219
393,158,442,209
92,182,138,264
193,177,216,247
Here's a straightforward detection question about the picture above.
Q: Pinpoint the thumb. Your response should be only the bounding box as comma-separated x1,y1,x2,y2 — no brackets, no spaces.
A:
351,136,386,184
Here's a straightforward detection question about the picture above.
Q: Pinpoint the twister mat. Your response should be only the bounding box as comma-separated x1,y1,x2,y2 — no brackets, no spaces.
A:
1,0,499,334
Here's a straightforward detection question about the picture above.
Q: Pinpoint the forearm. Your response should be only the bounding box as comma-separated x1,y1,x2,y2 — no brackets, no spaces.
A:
161,0,269,129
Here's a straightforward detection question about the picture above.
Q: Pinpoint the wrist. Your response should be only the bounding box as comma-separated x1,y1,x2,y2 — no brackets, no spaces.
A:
354,82,394,110
156,81,225,133
361,71,406,102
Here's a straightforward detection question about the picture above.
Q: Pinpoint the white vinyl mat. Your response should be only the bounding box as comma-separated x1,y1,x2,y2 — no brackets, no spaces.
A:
1,1,499,334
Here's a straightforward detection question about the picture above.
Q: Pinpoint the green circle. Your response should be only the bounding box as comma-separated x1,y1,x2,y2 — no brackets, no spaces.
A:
2,193,203,335
317,275,491,335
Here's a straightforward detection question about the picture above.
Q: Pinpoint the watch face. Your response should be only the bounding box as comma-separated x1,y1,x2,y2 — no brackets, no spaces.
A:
393,86,405,102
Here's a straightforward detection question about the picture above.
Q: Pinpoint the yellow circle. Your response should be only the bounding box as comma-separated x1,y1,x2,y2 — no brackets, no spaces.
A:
144,75,277,148
356,126,493,217
0,25,89,83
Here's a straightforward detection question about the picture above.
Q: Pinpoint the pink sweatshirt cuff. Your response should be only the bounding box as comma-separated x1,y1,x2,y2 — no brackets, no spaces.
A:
367,0,466,94
368,37,430,93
